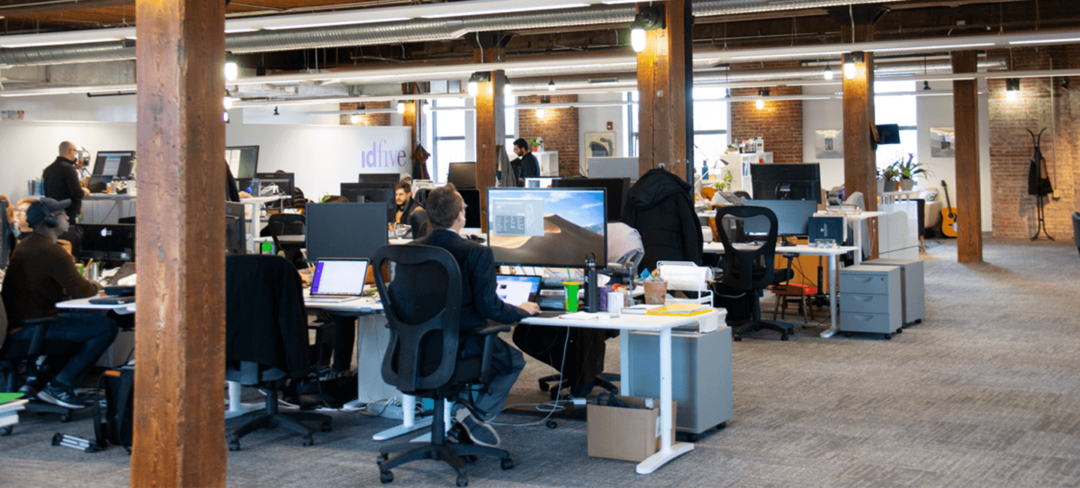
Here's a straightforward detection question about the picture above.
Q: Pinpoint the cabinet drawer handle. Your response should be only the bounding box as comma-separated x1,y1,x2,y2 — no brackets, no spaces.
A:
855,314,874,321
855,296,873,302
855,277,872,283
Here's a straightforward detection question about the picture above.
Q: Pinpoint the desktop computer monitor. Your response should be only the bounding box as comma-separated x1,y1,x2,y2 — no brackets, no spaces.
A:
742,200,819,237
447,162,477,189
253,172,294,197
340,183,396,222
358,173,402,186
80,223,136,261
876,124,901,145
305,202,388,263
486,188,607,268
225,146,259,179
459,189,482,228
552,177,631,222
91,151,135,179
750,163,821,203
225,201,246,255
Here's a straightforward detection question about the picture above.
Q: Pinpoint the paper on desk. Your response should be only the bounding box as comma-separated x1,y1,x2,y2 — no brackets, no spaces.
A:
100,268,119,279
117,274,137,287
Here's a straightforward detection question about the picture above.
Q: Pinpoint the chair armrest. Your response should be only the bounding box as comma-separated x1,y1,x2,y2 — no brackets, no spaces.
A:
465,324,513,385
464,324,512,337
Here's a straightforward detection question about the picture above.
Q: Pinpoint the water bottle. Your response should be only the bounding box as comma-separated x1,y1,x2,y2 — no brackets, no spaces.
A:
250,177,261,197
756,136,764,154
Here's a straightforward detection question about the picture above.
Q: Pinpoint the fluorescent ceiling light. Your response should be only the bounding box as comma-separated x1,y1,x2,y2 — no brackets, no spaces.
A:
1010,37,1080,46
601,0,647,3
225,28,259,34
421,3,589,19
264,17,410,31
0,37,120,48
873,43,995,53
731,51,845,60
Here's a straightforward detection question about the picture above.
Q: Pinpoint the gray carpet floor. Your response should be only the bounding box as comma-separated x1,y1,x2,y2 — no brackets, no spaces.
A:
2,238,1079,487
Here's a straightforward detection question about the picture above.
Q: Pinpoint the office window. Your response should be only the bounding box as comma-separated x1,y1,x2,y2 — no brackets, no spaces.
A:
429,97,466,183
505,95,517,160
874,81,918,170
625,88,729,169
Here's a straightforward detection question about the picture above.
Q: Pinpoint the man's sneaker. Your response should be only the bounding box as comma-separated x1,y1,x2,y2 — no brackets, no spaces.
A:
452,406,500,447
38,383,86,409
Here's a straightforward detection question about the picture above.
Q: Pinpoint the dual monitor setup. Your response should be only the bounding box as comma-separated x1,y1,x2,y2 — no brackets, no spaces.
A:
87,150,136,189
734,163,822,239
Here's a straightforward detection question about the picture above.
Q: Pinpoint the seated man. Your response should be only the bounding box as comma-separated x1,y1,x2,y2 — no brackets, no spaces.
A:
413,184,539,446
394,180,423,225
1,198,119,409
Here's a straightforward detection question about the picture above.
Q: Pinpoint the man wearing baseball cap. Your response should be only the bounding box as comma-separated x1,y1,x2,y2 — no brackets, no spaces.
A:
1,197,118,409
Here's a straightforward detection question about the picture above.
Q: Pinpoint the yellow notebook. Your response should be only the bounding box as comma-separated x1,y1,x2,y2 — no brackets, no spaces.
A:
646,303,712,316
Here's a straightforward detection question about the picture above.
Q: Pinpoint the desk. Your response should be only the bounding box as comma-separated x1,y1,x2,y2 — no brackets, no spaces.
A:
521,312,715,475
240,196,285,253
704,243,856,339
844,211,885,265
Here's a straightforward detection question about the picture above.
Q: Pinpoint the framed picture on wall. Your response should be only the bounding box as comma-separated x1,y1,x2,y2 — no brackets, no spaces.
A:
585,131,617,158
930,127,955,158
815,129,843,159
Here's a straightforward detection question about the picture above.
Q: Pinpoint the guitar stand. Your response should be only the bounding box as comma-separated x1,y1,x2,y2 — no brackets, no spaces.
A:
1031,194,1054,241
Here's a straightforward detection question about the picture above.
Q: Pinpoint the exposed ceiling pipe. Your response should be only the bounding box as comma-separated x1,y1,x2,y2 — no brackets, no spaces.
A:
0,0,921,67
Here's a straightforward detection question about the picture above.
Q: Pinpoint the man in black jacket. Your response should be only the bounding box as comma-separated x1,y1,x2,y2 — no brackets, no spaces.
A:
42,141,85,223
621,168,703,273
510,138,540,186
412,184,539,446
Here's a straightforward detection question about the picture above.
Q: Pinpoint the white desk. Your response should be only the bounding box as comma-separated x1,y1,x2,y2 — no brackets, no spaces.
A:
704,243,856,339
240,196,285,253
56,296,136,315
844,211,885,265
521,312,714,475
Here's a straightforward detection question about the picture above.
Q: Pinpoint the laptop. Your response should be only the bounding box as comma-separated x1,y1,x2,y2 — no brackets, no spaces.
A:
307,258,370,303
495,275,542,307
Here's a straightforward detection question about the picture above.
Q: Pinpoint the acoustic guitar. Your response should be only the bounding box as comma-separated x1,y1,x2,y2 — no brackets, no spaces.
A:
940,180,958,238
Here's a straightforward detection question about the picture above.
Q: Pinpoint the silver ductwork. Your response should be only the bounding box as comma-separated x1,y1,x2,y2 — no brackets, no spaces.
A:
0,0,920,67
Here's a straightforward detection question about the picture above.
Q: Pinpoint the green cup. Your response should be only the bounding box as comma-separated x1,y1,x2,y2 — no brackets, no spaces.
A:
563,281,580,312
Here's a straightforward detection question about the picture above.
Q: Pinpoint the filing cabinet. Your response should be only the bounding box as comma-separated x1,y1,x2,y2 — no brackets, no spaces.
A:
861,258,925,326
838,265,902,339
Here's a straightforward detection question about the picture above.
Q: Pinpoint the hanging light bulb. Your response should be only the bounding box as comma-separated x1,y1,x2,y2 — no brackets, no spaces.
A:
1005,78,1020,101
350,113,360,124
756,88,769,110
629,7,663,54
630,24,646,53
396,102,406,114
536,108,546,118
222,96,233,110
843,60,856,80
548,78,556,91
823,63,834,81
755,99,765,110
466,72,488,97
843,52,863,80
923,81,932,91
224,61,238,82
467,81,479,96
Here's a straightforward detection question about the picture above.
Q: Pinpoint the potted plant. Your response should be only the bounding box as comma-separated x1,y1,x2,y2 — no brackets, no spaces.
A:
880,165,901,192
892,154,930,191
713,169,734,192
528,136,544,152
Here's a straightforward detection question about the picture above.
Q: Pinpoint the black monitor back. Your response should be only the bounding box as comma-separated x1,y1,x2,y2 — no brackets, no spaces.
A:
226,146,260,179
225,201,246,255
91,151,135,179
742,200,818,236
876,124,901,145
340,183,396,222
552,177,631,222
80,223,136,261
358,173,402,186
447,162,477,189
458,189,482,228
750,163,821,203
306,202,388,263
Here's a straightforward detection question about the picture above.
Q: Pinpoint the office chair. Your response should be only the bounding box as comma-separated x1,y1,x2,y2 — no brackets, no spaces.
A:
225,255,332,451
734,191,751,200
715,206,795,341
0,301,75,436
371,245,514,486
263,214,306,268
407,208,431,239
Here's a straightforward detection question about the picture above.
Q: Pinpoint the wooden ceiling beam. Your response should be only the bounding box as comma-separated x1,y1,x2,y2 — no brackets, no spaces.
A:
0,0,131,17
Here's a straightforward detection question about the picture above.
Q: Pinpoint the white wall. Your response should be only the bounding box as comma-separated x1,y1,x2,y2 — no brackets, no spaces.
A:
577,93,627,174
239,102,341,126
800,82,993,231
0,93,137,123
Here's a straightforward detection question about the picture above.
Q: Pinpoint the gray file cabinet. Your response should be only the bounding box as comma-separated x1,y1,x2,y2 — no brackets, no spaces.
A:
839,265,902,338
626,327,732,439
861,258,925,326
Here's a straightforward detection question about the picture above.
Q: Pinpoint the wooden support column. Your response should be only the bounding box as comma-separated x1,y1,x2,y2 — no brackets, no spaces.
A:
401,83,418,152
635,0,692,181
841,24,879,258
473,46,505,231
951,51,983,262
132,0,227,486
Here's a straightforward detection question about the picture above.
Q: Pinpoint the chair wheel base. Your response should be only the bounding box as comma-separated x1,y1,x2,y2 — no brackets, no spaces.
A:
228,441,241,451
501,458,514,470
456,474,469,487
380,470,394,484
0,426,12,436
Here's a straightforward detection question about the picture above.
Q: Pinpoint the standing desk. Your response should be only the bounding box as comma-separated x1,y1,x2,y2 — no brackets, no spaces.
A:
704,243,856,339
240,195,285,253
844,211,885,265
521,311,718,475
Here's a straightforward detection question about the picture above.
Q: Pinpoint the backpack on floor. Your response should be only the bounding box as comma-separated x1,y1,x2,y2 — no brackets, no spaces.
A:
93,364,134,453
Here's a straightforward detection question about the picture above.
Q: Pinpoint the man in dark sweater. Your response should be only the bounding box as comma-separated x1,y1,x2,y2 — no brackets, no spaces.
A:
42,141,85,223
510,138,540,186
406,184,539,446
1,198,118,409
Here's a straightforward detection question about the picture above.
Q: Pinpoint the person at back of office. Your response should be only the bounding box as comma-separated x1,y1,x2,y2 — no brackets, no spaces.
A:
1,198,119,409
405,184,540,447
510,138,540,186
42,141,87,223
394,180,423,225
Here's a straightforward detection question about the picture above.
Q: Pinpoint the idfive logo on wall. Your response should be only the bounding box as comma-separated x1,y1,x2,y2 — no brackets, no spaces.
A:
362,139,408,169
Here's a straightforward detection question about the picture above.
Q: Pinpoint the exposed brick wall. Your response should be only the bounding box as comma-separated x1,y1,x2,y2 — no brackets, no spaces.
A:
987,46,1079,239
339,101,391,126
518,94,580,176
728,61,804,163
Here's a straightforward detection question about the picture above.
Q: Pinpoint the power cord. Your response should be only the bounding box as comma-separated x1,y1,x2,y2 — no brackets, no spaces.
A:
488,324,572,427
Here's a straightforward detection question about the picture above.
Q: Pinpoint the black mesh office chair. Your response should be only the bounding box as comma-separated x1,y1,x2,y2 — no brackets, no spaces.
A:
0,302,74,436
263,214,306,268
372,245,514,486
225,255,332,451
715,206,795,341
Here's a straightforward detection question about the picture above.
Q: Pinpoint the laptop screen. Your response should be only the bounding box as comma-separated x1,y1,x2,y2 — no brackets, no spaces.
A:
312,259,369,296
495,275,542,307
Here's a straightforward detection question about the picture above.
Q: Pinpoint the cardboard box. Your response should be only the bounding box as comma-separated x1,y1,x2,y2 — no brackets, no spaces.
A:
587,396,676,462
